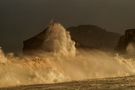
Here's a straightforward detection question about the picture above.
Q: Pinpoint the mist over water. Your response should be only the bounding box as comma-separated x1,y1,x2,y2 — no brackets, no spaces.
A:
0,23,135,87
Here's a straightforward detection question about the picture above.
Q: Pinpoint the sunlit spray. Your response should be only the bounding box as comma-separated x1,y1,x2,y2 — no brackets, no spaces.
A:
0,47,7,64
0,23,135,87
41,22,76,57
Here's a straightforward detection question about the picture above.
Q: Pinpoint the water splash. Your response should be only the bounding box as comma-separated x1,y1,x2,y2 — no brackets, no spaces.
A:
0,23,135,87
0,47,7,64
1,50,135,87
41,22,76,57
127,42,135,56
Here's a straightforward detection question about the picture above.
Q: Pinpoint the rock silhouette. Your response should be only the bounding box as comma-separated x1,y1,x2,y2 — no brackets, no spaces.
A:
116,29,135,54
23,22,121,55
68,25,120,51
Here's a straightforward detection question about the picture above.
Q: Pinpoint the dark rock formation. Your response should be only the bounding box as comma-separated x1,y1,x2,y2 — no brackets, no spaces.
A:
116,29,135,54
68,25,121,51
23,23,121,54
23,27,48,54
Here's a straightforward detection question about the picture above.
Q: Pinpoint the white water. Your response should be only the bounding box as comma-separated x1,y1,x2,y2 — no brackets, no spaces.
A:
0,23,135,87
41,22,76,57
127,43,135,56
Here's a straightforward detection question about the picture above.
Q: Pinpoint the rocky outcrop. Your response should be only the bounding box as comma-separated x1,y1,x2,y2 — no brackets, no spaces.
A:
68,25,121,51
116,29,135,54
23,22,121,55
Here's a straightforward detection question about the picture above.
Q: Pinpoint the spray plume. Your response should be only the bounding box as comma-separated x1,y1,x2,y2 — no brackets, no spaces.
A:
0,22,135,87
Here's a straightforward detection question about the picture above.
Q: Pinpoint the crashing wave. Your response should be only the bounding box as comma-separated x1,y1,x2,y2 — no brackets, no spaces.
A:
23,21,76,57
42,22,76,56
1,22,135,87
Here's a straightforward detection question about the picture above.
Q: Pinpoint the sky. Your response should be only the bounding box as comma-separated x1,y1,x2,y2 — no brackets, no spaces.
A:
0,0,135,52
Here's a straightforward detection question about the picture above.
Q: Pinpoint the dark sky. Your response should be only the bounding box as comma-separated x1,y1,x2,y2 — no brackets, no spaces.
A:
0,0,135,52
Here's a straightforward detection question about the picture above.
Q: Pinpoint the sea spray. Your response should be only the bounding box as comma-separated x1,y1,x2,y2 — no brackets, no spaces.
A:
1,50,135,87
41,22,76,57
0,47,7,64
0,23,135,87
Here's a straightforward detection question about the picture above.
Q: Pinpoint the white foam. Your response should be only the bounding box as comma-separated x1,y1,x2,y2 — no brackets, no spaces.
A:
0,23,135,87
42,22,76,57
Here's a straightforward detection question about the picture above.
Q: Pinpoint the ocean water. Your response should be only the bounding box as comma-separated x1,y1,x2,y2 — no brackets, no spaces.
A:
0,23,135,87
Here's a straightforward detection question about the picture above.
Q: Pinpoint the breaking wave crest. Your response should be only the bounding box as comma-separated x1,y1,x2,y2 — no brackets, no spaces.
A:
1,50,135,87
0,23,135,87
